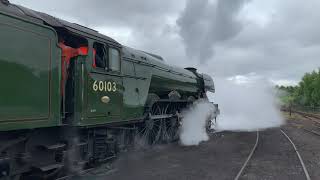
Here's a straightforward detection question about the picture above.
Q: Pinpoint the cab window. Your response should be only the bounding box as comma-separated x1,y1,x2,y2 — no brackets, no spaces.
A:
93,42,106,69
109,48,120,71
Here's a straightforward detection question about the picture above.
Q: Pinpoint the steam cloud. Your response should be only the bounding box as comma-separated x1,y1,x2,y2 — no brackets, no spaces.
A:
179,100,216,146
209,77,285,132
177,0,250,62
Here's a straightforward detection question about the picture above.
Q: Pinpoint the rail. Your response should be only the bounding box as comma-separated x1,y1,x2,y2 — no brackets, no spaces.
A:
234,131,259,180
234,130,311,180
280,129,311,180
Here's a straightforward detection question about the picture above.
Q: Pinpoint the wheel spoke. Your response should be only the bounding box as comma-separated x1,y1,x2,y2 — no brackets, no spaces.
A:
138,102,182,145
138,126,147,134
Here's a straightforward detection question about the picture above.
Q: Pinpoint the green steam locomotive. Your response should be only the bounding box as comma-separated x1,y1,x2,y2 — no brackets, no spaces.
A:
0,1,218,179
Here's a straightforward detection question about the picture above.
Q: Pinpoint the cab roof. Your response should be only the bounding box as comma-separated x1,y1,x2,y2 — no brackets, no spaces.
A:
0,1,120,46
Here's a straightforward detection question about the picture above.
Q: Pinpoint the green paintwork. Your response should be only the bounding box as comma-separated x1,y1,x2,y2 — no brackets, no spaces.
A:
70,44,201,127
0,6,207,130
0,12,61,131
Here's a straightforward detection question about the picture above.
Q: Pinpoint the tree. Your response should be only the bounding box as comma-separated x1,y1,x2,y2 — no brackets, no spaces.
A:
295,68,320,107
276,68,320,108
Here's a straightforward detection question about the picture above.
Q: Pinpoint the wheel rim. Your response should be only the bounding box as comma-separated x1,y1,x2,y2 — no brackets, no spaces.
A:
158,104,170,143
138,103,180,144
138,105,162,145
164,103,180,142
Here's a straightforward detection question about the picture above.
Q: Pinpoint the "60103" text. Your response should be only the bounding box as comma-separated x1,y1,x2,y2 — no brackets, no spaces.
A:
93,81,117,92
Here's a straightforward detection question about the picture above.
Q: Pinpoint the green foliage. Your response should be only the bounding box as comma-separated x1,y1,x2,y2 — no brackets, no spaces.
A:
276,68,320,107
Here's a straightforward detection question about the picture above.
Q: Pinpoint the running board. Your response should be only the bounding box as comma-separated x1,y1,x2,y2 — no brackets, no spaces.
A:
150,114,174,120
150,113,183,120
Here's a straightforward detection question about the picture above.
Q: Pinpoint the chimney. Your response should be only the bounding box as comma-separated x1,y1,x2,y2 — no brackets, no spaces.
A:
1,0,10,5
185,67,197,73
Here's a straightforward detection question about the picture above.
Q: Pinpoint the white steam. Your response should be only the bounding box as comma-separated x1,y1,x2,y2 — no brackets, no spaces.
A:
179,100,216,146
209,77,285,132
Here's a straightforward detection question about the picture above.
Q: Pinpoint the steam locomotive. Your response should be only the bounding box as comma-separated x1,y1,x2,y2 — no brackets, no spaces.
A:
0,1,218,179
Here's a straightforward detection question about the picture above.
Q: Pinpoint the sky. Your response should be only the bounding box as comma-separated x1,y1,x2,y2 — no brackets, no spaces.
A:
10,0,320,86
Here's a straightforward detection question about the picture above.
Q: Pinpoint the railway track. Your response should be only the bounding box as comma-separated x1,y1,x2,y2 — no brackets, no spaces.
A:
291,111,320,137
301,127,320,137
292,111,320,124
234,131,259,180
234,130,311,180
54,167,98,180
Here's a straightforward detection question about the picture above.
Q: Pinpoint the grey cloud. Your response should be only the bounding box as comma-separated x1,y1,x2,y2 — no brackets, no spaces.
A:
198,0,320,83
12,0,183,28
177,0,249,62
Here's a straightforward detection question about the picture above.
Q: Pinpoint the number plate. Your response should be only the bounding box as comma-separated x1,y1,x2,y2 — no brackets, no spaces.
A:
92,80,117,92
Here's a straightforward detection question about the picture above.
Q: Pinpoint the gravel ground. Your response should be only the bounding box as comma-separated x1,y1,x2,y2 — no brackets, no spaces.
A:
71,112,320,180
239,129,305,180
74,132,256,180
282,112,320,180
